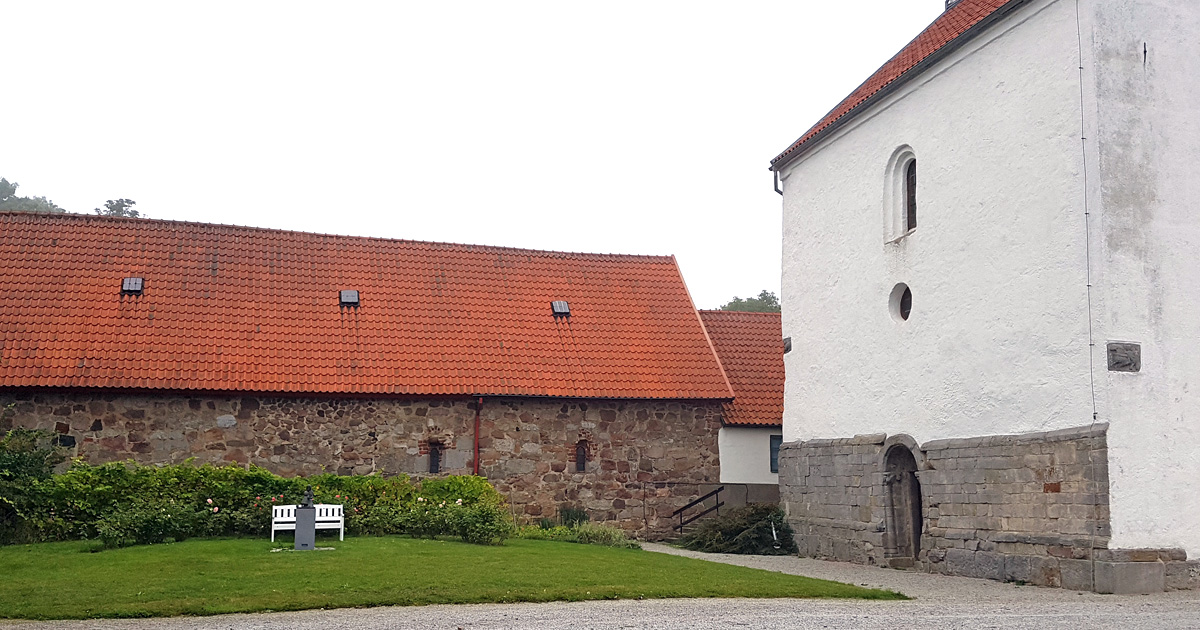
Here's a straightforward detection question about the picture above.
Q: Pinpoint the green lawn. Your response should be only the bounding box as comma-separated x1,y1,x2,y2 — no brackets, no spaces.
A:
0,537,904,619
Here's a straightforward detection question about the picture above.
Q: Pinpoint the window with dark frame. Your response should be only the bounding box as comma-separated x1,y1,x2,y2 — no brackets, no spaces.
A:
770,435,783,474
428,441,442,474
575,441,587,472
905,159,917,231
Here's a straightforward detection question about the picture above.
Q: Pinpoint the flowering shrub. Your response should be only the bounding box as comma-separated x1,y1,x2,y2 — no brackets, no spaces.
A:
95,500,207,548
0,448,511,547
451,502,513,545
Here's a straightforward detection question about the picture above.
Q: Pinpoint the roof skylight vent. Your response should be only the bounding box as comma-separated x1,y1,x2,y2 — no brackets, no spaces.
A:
121,277,144,295
551,300,570,317
340,290,360,306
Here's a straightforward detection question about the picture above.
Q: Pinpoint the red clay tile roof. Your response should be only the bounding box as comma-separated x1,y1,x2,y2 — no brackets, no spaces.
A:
0,212,734,400
697,310,783,427
771,0,1017,168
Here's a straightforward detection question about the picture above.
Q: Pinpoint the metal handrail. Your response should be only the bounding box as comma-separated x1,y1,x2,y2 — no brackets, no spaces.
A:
671,486,724,533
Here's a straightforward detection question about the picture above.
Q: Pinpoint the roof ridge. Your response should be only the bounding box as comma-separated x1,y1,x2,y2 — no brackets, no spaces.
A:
770,0,1020,167
699,309,781,316
0,211,677,263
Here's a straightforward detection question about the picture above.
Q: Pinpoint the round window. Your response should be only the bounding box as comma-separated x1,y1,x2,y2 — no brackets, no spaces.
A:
889,283,912,321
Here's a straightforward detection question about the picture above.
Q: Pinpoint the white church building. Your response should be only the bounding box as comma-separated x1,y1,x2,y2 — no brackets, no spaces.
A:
771,0,1198,593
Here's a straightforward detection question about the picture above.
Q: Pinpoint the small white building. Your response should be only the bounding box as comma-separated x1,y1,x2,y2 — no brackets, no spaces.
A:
699,310,785,496
771,0,1199,593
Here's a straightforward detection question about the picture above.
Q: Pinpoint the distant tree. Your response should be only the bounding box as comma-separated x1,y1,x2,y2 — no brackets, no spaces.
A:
94,198,140,218
0,178,66,213
719,290,781,313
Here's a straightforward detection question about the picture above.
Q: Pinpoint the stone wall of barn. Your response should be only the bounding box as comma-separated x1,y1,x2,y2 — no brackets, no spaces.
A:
778,425,1200,593
0,390,724,537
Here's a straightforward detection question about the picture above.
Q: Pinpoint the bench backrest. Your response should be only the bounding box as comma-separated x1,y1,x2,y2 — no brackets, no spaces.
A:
273,504,343,521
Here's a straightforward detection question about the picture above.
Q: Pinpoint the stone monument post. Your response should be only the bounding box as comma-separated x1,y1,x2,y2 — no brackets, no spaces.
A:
295,485,316,551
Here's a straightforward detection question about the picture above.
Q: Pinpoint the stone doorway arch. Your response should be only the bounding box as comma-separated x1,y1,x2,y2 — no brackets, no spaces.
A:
883,443,923,561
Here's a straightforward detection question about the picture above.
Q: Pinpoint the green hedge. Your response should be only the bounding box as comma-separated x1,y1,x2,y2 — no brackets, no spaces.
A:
0,430,512,548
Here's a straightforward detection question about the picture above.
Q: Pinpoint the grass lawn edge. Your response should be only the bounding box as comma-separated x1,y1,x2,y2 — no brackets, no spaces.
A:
0,537,906,620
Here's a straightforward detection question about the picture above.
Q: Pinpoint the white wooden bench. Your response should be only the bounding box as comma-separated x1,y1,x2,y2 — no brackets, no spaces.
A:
271,504,344,541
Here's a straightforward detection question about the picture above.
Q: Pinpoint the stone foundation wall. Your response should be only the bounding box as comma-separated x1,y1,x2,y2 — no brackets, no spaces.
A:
1,389,723,537
778,434,888,565
778,424,1197,592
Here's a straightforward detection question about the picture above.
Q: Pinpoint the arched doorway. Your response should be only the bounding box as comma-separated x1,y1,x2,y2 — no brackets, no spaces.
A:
884,445,923,560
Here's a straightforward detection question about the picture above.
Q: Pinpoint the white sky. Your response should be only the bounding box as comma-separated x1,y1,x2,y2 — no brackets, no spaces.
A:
2,1,944,309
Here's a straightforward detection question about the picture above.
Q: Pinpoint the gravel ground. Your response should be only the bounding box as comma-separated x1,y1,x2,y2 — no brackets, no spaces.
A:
3,544,1198,630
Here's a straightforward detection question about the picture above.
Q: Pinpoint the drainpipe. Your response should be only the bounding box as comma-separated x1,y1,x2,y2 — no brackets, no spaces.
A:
473,396,483,476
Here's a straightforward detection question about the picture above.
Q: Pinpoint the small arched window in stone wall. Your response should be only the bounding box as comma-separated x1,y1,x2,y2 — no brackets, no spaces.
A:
884,146,918,242
428,440,442,474
575,440,588,473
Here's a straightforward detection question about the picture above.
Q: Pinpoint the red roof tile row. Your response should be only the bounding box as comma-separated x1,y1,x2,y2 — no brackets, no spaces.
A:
0,212,734,400
771,0,1014,167
697,310,783,427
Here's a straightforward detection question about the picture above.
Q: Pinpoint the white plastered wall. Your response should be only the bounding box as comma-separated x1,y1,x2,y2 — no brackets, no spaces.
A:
780,0,1092,446
778,0,1200,557
718,426,781,484
1086,0,1200,555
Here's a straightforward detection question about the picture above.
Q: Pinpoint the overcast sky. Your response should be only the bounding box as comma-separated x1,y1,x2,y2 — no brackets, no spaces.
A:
2,1,945,309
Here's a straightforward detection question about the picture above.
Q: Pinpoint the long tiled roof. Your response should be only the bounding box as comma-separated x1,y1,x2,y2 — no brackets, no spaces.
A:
697,310,783,427
771,0,1016,168
0,212,734,400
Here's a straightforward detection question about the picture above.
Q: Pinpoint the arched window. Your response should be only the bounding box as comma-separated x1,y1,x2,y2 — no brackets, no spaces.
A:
575,441,588,472
905,159,917,231
884,146,918,242
428,441,442,474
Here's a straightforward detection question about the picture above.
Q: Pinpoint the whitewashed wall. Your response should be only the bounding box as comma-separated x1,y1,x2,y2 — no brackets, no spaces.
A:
718,426,780,485
1087,0,1200,556
778,0,1200,557
779,0,1090,445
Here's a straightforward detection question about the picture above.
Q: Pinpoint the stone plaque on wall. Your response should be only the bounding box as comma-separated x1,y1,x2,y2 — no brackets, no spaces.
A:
1107,342,1141,373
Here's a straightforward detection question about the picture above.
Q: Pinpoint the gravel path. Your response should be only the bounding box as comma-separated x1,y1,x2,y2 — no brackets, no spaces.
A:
3,544,1198,630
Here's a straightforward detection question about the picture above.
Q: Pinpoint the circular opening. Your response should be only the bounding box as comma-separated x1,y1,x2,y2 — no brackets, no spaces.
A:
889,283,912,321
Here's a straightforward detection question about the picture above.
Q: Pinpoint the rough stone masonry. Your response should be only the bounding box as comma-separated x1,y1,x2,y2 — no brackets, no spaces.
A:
778,424,1200,593
2,390,725,537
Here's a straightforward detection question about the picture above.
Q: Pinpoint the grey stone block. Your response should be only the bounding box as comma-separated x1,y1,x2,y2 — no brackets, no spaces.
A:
1059,558,1094,591
944,548,1002,579
945,548,976,576
1004,554,1034,583
1165,560,1200,591
974,551,1005,580
1094,561,1165,594
1031,556,1063,588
